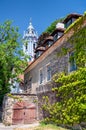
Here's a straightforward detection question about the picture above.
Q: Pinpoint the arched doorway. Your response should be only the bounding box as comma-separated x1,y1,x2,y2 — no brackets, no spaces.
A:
12,101,36,124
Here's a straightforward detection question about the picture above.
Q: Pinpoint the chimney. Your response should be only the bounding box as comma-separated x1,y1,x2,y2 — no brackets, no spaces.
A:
56,23,64,29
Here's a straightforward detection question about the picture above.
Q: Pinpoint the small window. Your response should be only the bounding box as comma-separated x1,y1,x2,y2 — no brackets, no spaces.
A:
39,69,43,84
28,77,32,89
32,30,34,34
47,64,51,81
65,19,72,28
54,34,58,42
69,52,77,72
33,43,35,49
48,41,53,47
25,42,28,50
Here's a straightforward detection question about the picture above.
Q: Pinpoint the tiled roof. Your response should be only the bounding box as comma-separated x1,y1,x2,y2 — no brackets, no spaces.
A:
35,46,45,52
63,13,82,23
51,28,65,36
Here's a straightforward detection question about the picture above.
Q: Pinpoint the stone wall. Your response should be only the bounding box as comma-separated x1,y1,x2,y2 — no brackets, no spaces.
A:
24,32,73,120
2,93,38,125
37,90,57,120
24,40,72,94
24,17,86,120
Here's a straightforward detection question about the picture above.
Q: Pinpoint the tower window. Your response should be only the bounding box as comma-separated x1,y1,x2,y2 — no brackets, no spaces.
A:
32,30,34,34
25,42,28,50
33,44,35,49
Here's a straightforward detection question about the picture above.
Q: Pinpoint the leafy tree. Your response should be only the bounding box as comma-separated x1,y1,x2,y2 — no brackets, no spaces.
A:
44,18,64,34
37,18,64,46
0,20,27,105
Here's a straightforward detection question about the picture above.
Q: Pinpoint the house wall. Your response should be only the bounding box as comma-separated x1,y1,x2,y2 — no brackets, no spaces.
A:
24,17,86,119
24,17,86,96
24,33,73,95
24,35,73,120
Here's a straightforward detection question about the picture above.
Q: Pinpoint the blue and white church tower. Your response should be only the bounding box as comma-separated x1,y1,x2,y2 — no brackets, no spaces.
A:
23,20,38,61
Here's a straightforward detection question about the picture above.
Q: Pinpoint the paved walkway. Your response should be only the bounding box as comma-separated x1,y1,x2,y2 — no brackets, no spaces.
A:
0,122,39,130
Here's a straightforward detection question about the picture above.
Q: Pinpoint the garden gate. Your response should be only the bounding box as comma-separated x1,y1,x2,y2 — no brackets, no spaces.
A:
12,101,36,124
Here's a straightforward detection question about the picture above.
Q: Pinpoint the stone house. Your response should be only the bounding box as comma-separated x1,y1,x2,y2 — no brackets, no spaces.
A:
24,13,86,119
24,13,82,94
2,13,86,124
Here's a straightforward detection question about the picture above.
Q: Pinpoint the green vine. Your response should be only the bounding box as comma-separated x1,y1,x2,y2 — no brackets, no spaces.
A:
42,11,86,128
7,93,22,102
33,99,38,103
64,11,86,34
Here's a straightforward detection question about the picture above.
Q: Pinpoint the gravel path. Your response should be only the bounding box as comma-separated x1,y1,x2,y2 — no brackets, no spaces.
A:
0,122,39,130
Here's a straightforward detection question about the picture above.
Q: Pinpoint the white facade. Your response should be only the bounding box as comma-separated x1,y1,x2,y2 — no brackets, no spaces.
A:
10,80,23,93
23,21,38,61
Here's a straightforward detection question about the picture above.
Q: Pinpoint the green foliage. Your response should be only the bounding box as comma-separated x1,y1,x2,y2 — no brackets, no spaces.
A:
65,12,86,34
42,68,86,126
37,18,64,46
44,18,64,34
0,20,27,105
41,12,86,127
7,93,22,101
61,15,86,68
69,27,86,67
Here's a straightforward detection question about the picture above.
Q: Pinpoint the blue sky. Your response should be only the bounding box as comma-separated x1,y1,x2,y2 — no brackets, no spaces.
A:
0,0,86,36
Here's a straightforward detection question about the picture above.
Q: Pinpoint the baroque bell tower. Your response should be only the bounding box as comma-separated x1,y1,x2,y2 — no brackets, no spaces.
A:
23,19,38,61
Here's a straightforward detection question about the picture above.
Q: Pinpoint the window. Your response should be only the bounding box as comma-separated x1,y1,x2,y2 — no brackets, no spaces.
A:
33,43,35,49
39,69,43,84
47,64,51,81
28,77,32,89
69,52,77,72
25,42,28,50
24,80,27,91
48,41,53,47
58,32,63,39
65,19,72,28
54,33,58,42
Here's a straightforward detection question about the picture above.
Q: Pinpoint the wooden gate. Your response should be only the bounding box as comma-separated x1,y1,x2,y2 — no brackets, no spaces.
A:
12,101,36,124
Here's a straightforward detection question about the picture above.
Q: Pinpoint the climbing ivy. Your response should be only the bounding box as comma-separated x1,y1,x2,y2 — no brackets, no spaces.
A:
7,93,22,102
64,11,86,34
43,68,86,126
42,12,86,128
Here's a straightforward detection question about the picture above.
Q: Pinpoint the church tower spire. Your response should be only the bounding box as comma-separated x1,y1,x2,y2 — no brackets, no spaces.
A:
23,19,38,61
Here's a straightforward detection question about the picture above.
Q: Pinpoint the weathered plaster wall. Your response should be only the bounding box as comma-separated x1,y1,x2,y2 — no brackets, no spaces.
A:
24,31,74,120
24,40,72,94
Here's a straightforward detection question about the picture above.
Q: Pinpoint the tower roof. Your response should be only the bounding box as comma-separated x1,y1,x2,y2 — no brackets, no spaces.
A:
23,19,38,39
23,19,38,61
27,20,34,30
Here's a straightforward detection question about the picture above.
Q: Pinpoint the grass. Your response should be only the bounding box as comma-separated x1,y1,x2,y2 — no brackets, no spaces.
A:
14,124,68,130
